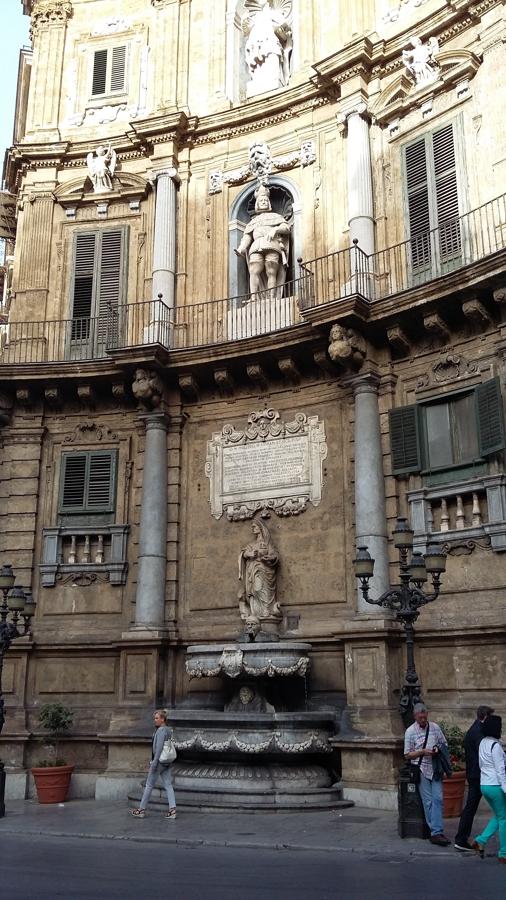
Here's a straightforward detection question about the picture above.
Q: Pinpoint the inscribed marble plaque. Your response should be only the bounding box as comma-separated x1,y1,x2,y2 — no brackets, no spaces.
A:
205,408,327,520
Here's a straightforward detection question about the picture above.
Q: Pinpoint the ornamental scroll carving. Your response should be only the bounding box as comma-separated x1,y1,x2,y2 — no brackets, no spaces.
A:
31,0,73,36
205,408,327,521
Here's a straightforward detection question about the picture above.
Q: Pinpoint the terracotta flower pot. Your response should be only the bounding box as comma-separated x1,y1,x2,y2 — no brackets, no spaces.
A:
31,765,74,804
443,769,466,817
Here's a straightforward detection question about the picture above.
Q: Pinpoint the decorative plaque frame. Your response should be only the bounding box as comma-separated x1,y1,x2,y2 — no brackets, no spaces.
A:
205,408,327,521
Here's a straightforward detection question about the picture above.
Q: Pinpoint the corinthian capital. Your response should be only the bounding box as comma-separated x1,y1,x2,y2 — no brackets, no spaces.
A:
31,0,73,36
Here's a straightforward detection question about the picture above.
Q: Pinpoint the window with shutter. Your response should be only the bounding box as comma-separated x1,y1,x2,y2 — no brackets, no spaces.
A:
91,46,127,97
390,379,504,483
69,228,127,357
59,451,117,518
402,120,463,280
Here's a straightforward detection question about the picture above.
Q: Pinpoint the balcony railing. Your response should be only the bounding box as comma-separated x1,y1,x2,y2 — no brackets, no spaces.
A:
0,194,505,365
300,193,506,307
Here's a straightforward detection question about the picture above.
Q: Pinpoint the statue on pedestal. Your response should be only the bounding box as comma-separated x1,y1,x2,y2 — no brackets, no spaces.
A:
242,0,292,98
238,518,281,635
234,183,291,299
402,36,440,87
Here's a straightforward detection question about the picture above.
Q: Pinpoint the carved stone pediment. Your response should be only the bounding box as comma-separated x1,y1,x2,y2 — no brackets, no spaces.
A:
205,408,327,520
54,171,150,212
372,50,481,131
416,353,478,390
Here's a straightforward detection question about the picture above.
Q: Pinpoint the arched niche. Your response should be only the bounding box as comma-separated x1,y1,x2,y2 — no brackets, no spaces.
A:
225,0,295,103
228,176,301,301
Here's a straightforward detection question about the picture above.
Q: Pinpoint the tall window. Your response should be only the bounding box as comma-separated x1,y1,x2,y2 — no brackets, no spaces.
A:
91,46,127,97
69,228,128,358
402,120,463,281
59,451,117,524
389,378,505,483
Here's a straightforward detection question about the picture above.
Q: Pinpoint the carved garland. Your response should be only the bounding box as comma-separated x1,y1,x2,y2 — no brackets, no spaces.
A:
174,731,331,754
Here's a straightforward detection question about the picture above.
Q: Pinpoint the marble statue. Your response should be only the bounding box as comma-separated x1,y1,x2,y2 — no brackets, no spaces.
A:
242,0,292,98
86,144,117,193
234,183,291,298
238,518,281,627
402,36,440,86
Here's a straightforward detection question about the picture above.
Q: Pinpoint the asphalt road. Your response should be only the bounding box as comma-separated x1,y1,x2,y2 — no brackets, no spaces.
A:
1,834,503,900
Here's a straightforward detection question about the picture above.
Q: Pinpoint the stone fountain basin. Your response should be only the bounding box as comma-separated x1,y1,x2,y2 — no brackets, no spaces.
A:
186,642,312,679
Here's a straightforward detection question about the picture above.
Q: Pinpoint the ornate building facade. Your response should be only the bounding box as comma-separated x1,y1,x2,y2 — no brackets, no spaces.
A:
0,0,505,807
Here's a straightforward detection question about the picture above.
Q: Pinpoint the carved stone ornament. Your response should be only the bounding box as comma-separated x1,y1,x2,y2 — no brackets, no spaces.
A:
441,537,492,556
31,0,73,36
209,139,316,194
328,324,366,370
416,353,478,389
402,36,440,87
382,0,429,24
132,368,164,410
64,422,118,443
205,408,327,520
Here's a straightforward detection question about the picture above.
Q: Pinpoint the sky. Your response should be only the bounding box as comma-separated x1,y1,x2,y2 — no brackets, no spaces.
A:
1,4,31,184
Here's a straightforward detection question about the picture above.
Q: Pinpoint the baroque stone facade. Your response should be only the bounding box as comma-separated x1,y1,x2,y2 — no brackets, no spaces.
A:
1,0,506,808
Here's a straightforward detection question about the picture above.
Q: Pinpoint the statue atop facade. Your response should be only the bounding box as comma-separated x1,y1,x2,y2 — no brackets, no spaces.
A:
234,183,291,298
238,518,281,634
242,0,292,98
86,144,117,193
402,36,440,86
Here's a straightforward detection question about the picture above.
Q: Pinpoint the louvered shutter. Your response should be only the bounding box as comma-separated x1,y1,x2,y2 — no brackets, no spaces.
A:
476,378,506,456
87,452,116,510
60,454,87,512
389,405,422,474
71,233,96,342
110,46,126,93
92,49,108,96
404,138,431,273
432,124,461,264
97,230,123,349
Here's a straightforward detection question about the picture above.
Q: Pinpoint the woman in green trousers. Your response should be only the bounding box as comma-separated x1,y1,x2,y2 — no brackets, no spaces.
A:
473,714,506,863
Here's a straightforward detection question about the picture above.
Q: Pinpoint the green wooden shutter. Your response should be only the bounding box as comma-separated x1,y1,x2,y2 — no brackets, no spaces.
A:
404,138,431,272
97,230,123,348
110,46,126,92
92,49,108,95
87,452,117,511
476,377,506,456
432,123,461,263
60,454,87,512
71,233,96,342
389,405,421,474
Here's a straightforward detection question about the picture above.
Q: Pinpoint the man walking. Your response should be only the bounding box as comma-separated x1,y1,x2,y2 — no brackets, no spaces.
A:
454,705,494,852
404,702,450,845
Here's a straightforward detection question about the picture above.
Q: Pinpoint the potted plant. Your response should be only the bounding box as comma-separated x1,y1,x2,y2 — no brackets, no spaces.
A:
439,720,466,817
31,702,75,804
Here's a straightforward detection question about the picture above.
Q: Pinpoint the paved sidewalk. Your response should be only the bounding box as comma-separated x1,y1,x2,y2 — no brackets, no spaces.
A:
0,798,498,858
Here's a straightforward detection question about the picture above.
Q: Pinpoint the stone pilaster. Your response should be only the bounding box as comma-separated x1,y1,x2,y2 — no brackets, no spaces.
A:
26,1,73,139
152,169,179,309
337,102,375,257
134,413,169,629
353,373,389,612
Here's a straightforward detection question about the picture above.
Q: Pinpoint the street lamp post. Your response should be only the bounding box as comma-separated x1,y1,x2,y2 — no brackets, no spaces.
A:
353,517,447,727
0,564,36,817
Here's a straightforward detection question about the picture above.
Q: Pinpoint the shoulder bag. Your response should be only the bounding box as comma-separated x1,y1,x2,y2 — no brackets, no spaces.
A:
408,724,429,785
159,736,177,765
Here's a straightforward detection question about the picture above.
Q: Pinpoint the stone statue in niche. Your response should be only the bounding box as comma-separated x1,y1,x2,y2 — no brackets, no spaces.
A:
402,36,440,87
238,517,282,635
86,144,117,193
234,183,291,299
242,0,292,98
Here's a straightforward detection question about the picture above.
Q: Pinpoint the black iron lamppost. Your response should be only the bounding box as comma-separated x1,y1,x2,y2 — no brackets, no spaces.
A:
353,518,447,727
0,564,36,817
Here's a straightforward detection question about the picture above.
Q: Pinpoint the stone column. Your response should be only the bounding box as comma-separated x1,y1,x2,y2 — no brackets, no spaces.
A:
353,374,390,613
152,168,179,309
134,412,169,629
26,0,72,140
338,103,375,257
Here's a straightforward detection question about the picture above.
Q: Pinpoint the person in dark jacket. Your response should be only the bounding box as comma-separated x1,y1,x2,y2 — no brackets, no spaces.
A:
454,705,494,851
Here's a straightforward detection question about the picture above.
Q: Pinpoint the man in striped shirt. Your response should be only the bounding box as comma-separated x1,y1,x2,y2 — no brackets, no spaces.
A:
404,702,450,845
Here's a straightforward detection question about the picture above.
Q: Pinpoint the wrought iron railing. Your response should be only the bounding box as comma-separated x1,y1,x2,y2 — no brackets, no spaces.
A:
1,194,505,365
301,193,506,307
